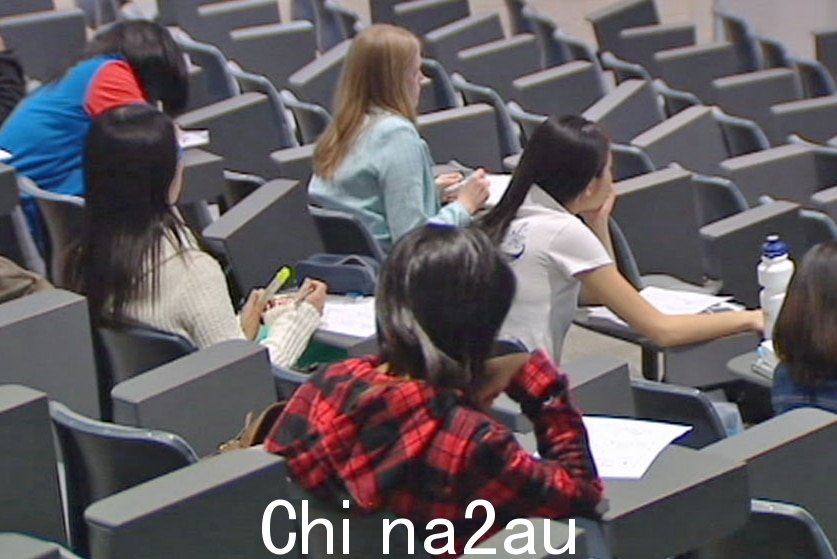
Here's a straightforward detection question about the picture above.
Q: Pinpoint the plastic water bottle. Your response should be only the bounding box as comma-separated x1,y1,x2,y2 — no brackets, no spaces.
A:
757,234,794,341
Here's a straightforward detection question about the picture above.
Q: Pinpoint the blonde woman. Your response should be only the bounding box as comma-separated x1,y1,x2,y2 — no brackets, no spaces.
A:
309,24,489,251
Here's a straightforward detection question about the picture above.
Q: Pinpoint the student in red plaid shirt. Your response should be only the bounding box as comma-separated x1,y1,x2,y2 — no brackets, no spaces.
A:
265,224,602,555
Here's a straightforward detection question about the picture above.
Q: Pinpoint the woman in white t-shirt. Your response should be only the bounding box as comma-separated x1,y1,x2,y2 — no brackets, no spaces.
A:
480,115,763,362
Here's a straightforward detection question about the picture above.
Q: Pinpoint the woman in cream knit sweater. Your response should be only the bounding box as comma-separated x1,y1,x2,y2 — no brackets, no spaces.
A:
69,104,325,368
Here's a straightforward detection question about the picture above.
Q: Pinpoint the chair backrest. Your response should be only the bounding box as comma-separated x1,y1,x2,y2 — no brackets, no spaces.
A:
716,11,762,72
815,29,837,86
771,95,837,144
270,143,317,184
504,0,533,35
586,0,660,55
611,142,656,181
451,74,521,157
600,51,653,84
50,401,197,556
653,79,702,117
202,179,324,294
719,143,820,205
800,209,837,247
174,35,239,106
231,68,299,148
457,34,542,100
703,407,837,550
84,451,298,559
287,39,351,111
511,61,606,117
281,89,333,145
423,13,504,74
522,6,570,68
617,22,696,75
417,104,505,170
392,0,470,37
811,185,837,222
177,92,285,178
0,533,85,559
631,378,727,449
613,166,705,283
0,386,65,546
795,58,837,98
111,339,276,457
95,324,197,408
0,165,44,275
17,176,84,287
654,42,741,104
608,217,644,289
418,58,460,113
229,21,317,91
0,0,54,17
632,105,728,176
712,107,770,157
712,68,802,145
690,172,748,227
309,206,386,263
582,78,665,144
190,0,280,54
700,200,805,306
759,36,793,69
0,9,86,83
695,499,837,559
0,289,100,418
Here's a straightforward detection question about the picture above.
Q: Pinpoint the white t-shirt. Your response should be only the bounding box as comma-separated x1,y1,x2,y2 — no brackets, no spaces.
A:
499,187,613,361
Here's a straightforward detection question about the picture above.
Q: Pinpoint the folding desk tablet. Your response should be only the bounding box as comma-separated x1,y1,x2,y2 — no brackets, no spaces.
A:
0,533,83,559
0,386,65,544
515,433,750,559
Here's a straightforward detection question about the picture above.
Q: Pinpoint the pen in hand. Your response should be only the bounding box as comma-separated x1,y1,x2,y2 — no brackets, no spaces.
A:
294,278,316,308
444,171,475,197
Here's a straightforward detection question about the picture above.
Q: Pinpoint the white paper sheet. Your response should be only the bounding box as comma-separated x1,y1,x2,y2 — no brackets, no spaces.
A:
581,416,692,479
320,295,376,338
585,286,734,327
0,149,11,161
178,129,210,149
487,173,512,206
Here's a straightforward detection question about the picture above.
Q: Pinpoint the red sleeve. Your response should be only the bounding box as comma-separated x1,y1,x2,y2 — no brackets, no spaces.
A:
84,60,148,116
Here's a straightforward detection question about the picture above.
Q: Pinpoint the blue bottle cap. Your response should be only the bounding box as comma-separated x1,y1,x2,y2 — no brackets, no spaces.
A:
762,234,789,258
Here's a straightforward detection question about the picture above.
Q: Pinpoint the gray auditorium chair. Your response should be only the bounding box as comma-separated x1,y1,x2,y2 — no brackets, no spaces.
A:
700,200,805,307
654,42,742,104
111,340,276,457
175,35,239,107
325,1,363,43
0,533,85,559
712,68,803,144
771,95,837,144
691,171,749,227
287,39,350,111
511,61,607,117
0,1,54,18
506,101,546,145
617,22,696,75
815,28,837,84
230,68,303,148
280,89,332,145
391,0,469,37
811,186,837,222
422,13,504,74
759,35,793,69
586,0,660,56
450,74,521,157
654,78,703,116
795,58,837,98
178,149,227,231
189,0,280,54
0,290,100,417
520,5,571,68
229,21,317,91
631,378,727,449
703,408,837,549
0,9,86,83
51,401,198,556
720,143,837,205
582,79,665,143
417,58,460,113
503,0,531,35
417,104,505,170
85,451,296,559
0,386,65,545
203,179,324,294
0,165,44,275
177,93,286,178
456,34,542,100
611,143,657,180
269,144,316,184
16,177,84,287
369,0,401,23
157,0,214,26
631,105,730,175
613,166,706,284
715,11,763,72
713,107,771,157
694,499,837,559
600,50,653,83
309,206,386,263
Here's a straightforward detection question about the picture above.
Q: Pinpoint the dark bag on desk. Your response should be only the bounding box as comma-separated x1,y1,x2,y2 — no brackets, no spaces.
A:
295,254,379,295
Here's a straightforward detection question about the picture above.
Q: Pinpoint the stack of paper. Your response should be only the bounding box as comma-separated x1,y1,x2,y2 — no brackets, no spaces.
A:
486,174,512,206
585,286,734,327
320,296,377,338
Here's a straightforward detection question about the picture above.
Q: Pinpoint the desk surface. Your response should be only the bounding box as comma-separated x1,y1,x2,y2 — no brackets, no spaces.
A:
727,351,773,388
515,433,750,559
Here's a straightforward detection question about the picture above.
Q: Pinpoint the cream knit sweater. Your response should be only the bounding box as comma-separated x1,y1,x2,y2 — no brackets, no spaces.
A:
123,235,320,368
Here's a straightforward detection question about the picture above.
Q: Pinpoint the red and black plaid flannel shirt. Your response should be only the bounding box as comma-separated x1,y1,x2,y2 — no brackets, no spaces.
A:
265,350,602,556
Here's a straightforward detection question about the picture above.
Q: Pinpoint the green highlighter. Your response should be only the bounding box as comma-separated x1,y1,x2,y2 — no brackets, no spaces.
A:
256,266,295,342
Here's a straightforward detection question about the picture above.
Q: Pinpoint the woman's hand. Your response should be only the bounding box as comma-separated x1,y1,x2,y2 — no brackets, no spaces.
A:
578,184,616,232
435,172,464,203
457,168,490,214
301,279,328,314
239,288,266,340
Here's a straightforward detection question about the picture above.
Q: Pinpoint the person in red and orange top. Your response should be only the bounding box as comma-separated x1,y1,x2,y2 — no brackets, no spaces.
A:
0,20,188,251
265,224,602,556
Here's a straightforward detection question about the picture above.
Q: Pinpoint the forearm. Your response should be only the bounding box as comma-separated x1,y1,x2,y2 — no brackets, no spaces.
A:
643,310,761,348
261,302,321,368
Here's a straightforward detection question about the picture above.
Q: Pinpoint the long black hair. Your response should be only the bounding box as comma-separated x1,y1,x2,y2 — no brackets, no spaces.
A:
69,104,185,325
376,224,516,399
80,20,188,114
480,115,610,245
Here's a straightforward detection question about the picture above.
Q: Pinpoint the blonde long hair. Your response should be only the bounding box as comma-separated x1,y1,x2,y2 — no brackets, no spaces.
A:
314,24,421,179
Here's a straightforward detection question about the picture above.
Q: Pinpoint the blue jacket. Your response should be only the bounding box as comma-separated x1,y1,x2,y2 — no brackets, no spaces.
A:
772,363,837,415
